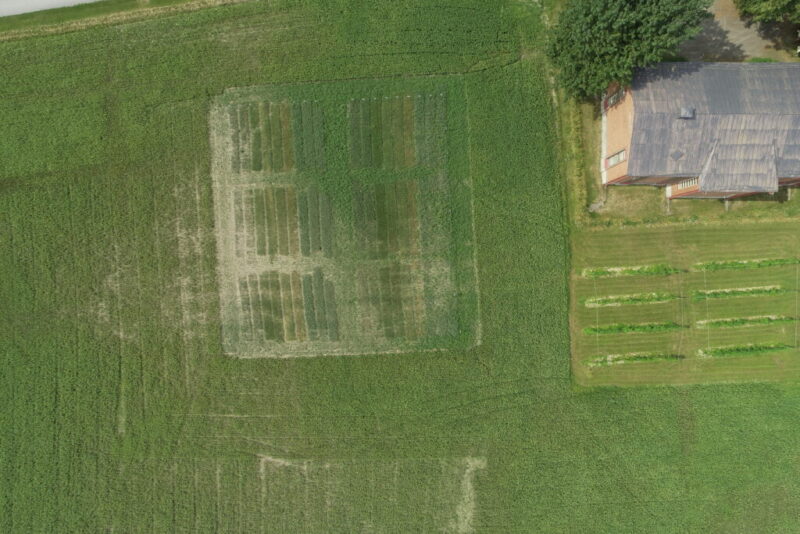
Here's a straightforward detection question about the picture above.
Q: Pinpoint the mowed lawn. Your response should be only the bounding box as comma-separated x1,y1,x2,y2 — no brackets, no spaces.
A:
4,1,800,532
572,223,800,386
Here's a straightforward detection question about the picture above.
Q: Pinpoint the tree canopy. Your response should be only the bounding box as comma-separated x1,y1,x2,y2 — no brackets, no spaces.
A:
547,0,712,99
734,0,800,24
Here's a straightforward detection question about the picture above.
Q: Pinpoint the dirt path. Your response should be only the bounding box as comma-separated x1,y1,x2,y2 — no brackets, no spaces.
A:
679,0,797,61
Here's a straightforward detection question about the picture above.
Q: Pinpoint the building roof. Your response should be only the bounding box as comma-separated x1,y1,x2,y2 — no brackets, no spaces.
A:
626,62,800,193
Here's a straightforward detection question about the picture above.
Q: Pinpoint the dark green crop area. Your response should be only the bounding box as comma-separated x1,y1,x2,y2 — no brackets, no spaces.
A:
3,1,800,532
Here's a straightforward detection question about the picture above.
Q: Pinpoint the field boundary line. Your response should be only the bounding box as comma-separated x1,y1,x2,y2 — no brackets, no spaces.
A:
462,79,484,347
795,263,799,349
703,270,710,351
592,277,600,356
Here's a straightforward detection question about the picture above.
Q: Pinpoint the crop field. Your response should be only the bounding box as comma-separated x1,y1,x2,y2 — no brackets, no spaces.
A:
7,0,800,532
572,223,800,386
106,455,485,532
211,78,478,357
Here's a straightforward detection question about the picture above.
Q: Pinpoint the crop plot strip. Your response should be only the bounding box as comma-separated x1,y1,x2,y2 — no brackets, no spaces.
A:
353,180,420,259
235,269,339,344
229,101,295,174
348,93,446,169
232,185,332,259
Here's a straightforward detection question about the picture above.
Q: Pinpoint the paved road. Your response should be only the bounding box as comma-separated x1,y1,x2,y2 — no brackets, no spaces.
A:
0,0,104,17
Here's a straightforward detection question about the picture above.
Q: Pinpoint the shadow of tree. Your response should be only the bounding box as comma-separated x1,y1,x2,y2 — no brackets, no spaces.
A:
747,17,799,53
679,18,746,61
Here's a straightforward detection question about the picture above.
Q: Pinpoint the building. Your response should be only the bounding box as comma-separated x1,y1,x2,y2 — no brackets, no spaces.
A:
601,62,800,199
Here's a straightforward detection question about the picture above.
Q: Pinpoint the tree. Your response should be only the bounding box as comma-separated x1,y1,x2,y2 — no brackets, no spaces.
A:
547,0,712,99
734,0,800,24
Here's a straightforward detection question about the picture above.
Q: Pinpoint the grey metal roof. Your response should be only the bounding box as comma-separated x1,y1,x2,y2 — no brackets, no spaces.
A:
627,62,800,192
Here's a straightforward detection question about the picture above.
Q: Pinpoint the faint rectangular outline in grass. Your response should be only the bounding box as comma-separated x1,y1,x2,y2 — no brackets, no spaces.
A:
211,76,478,358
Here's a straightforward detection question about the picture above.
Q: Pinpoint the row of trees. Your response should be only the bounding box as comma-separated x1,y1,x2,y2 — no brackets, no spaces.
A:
547,0,798,99
735,0,800,24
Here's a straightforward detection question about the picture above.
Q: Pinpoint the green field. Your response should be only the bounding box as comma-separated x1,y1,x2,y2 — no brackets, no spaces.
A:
5,0,800,532
572,224,800,386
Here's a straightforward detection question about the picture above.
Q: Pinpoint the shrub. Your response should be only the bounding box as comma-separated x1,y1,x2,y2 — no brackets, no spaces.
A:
547,0,712,98
693,258,799,271
585,292,677,307
697,316,796,329
692,286,786,301
588,352,685,367
583,264,681,278
699,343,793,358
583,322,685,334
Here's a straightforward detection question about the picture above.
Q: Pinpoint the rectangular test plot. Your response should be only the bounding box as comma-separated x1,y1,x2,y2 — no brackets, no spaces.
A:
211,77,478,358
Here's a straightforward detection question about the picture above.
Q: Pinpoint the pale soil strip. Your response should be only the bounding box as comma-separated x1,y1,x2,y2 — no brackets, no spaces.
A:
0,0,257,42
451,457,487,534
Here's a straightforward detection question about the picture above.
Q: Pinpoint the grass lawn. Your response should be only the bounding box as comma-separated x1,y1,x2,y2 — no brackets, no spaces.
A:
572,223,800,386
4,1,800,532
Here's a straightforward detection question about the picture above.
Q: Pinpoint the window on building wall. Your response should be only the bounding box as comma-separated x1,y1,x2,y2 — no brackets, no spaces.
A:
604,89,625,110
606,150,626,168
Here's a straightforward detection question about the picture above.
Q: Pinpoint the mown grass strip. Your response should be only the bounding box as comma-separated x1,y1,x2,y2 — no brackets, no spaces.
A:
588,352,685,367
583,322,685,335
693,258,800,272
584,292,677,308
696,315,796,329
691,286,787,301
582,263,681,278
698,343,794,358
